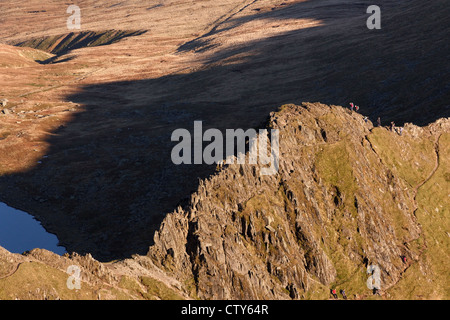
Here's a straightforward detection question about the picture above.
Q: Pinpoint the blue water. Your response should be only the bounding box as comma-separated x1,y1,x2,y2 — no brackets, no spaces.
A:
0,202,66,255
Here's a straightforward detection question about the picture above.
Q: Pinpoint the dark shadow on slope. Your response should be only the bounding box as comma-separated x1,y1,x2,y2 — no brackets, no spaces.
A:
0,0,448,262
178,0,371,53
15,30,148,63
181,0,450,124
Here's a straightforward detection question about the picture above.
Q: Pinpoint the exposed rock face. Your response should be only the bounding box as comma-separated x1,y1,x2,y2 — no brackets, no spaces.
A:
147,102,447,299
1,103,448,300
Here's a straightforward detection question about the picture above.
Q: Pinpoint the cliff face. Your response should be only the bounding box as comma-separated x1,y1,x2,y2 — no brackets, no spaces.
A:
1,103,448,300
146,102,449,299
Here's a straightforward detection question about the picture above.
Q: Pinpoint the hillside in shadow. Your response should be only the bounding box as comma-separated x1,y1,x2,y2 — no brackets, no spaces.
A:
0,0,448,261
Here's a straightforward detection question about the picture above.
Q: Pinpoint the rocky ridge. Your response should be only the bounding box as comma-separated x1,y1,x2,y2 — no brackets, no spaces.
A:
1,102,448,299
147,102,448,299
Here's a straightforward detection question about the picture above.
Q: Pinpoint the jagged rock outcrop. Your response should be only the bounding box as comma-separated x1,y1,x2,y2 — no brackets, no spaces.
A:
146,102,447,299
1,102,448,300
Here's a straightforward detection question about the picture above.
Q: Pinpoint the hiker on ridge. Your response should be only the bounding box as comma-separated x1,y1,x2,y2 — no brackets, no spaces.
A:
331,289,338,299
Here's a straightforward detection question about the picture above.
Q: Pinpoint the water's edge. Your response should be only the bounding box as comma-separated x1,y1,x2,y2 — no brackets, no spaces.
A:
0,202,66,255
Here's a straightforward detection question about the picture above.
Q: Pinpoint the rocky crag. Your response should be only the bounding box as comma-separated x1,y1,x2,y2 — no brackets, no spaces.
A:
1,103,448,299
1,0,448,262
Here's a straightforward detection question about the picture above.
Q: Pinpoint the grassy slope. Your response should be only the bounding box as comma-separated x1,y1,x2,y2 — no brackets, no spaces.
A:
367,128,449,299
0,261,184,300
290,107,448,300
387,133,449,299
0,262,97,300
367,128,436,187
